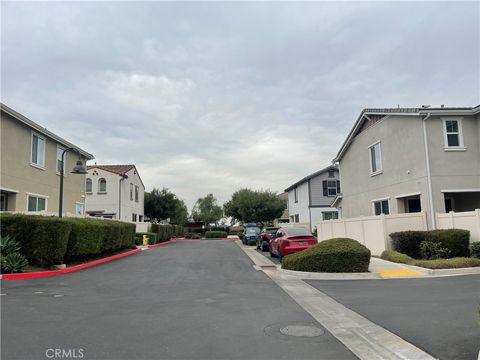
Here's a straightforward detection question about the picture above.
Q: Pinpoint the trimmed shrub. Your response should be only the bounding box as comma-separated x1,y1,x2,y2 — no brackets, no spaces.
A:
470,242,480,259
411,257,480,269
205,231,228,238
282,238,370,273
425,229,470,258
135,232,158,245
1,214,71,266
247,239,257,246
391,229,470,259
390,231,426,259
419,241,451,260
0,214,136,265
380,250,414,264
151,224,185,242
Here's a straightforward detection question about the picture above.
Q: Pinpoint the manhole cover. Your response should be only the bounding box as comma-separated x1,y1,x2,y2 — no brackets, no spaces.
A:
279,325,324,337
264,322,325,340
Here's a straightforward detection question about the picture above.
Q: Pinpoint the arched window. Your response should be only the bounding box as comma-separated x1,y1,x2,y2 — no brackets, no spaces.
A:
85,178,92,193
99,178,107,193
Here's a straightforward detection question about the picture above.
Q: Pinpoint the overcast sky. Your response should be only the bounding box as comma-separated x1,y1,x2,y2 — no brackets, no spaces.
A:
2,1,479,209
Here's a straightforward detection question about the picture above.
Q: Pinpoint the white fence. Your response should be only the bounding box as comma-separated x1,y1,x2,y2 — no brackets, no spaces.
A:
317,212,428,256
436,209,480,243
279,222,310,230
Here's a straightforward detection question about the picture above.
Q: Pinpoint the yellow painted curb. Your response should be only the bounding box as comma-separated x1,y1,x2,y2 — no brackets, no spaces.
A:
377,269,423,277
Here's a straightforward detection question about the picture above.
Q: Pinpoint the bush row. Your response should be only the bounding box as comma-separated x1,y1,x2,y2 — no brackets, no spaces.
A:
0,214,136,266
380,250,480,269
390,229,470,259
151,224,185,242
282,238,371,273
205,231,228,238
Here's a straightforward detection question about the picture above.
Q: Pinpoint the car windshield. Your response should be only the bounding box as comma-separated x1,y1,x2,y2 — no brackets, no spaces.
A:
286,228,311,236
246,227,260,234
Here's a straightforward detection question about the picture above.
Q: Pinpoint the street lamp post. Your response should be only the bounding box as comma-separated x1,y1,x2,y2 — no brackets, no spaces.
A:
59,147,88,218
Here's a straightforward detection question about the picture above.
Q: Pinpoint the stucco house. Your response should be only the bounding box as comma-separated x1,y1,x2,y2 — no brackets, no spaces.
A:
333,105,480,228
285,165,340,231
85,164,145,223
0,103,94,215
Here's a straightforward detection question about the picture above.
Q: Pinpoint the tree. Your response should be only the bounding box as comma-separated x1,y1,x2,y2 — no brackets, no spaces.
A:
191,194,223,225
224,189,286,225
144,188,188,224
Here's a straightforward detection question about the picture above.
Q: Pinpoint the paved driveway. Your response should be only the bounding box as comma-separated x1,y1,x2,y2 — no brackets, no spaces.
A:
1,240,356,360
307,276,480,360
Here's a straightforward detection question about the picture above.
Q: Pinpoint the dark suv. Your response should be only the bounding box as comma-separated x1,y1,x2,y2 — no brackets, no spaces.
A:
256,227,279,251
242,226,261,245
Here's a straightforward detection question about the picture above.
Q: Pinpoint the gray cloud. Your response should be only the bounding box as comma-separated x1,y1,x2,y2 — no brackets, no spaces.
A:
2,1,478,209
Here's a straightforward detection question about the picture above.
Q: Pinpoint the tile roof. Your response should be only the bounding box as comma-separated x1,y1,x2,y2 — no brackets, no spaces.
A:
87,164,136,176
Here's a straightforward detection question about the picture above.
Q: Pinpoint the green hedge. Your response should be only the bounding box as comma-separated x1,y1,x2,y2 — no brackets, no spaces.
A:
151,224,185,242
0,214,136,266
1,214,71,266
205,231,228,238
282,238,371,273
390,229,470,259
135,232,158,245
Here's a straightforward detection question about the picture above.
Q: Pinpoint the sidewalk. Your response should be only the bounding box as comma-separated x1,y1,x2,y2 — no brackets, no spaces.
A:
369,257,424,278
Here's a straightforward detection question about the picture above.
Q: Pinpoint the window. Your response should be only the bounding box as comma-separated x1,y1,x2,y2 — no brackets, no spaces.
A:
443,118,464,148
369,142,382,174
27,194,47,212
56,146,65,174
373,199,389,215
289,214,300,223
323,180,340,197
328,170,335,178
130,183,133,201
75,203,84,216
294,188,298,203
31,133,46,168
85,178,92,193
135,186,139,202
98,178,107,193
322,211,339,220
132,213,137,222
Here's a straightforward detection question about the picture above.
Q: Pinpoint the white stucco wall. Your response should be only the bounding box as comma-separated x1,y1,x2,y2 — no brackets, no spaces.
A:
85,167,144,223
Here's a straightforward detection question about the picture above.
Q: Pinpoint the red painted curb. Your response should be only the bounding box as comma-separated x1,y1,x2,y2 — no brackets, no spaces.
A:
2,248,141,281
147,240,172,248
173,237,238,241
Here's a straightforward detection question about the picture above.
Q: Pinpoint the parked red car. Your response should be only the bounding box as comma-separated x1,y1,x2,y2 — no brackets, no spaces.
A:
269,227,317,260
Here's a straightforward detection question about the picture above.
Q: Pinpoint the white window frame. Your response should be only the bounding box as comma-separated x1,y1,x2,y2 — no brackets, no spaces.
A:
85,178,93,194
26,192,48,212
326,180,337,197
30,132,46,169
442,117,465,150
368,141,383,176
75,202,85,216
322,211,338,220
98,178,107,193
371,197,390,216
56,145,66,175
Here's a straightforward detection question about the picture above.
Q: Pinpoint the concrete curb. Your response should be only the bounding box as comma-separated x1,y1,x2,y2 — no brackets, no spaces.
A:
278,267,382,280
1,248,141,281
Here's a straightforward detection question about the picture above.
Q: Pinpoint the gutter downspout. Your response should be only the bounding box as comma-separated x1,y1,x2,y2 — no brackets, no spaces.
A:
118,175,128,221
422,113,436,229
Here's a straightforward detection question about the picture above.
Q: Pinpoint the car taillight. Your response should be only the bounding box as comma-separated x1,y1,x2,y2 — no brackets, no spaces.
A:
284,240,291,244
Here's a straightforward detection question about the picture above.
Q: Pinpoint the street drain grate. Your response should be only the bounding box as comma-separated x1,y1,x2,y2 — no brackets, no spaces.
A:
280,325,324,337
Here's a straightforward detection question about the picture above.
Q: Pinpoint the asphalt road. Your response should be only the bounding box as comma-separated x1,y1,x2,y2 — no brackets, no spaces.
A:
1,240,356,360
307,275,480,360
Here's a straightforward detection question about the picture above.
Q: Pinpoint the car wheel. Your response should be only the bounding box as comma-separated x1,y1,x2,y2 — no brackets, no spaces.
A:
269,246,276,257
262,244,268,252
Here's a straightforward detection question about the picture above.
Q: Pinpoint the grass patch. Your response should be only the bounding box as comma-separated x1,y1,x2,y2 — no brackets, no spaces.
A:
380,250,414,264
410,257,480,269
